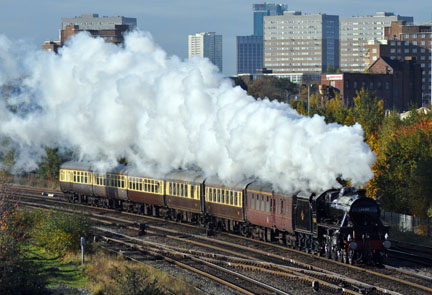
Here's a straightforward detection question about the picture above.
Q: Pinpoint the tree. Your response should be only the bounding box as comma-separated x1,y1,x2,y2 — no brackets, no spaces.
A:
230,76,248,91
368,110,432,217
247,76,297,103
321,94,355,126
353,89,384,149
36,148,61,181
326,64,335,73
0,187,47,294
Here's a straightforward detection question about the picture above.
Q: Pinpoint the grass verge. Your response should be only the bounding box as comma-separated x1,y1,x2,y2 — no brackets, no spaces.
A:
23,245,202,295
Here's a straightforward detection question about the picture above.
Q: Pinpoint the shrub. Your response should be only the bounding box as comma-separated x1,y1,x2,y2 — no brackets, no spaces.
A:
0,211,47,295
32,211,94,256
106,265,166,295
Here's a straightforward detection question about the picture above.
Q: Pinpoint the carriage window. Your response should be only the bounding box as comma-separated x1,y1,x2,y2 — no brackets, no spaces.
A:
221,190,224,203
251,194,255,209
139,180,142,191
256,195,259,210
230,191,233,205
266,196,270,212
217,189,220,202
261,196,265,212
234,192,238,206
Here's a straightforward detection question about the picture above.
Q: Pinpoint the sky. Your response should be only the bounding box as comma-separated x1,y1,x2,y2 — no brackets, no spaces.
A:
0,0,431,76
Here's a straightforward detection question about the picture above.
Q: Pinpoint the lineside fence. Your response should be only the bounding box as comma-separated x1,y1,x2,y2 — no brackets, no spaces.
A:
382,211,431,238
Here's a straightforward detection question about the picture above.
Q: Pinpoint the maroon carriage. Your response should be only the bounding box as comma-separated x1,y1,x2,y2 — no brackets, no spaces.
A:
165,170,205,222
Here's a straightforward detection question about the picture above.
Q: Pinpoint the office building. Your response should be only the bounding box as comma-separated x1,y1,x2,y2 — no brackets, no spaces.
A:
60,13,136,45
340,12,413,72
237,36,263,74
253,3,288,36
364,21,432,105
263,11,339,77
61,13,136,31
42,13,137,52
188,32,223,72
237,3,287,75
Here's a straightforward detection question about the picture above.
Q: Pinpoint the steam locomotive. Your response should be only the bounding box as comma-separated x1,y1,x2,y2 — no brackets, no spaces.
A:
59,161,390,264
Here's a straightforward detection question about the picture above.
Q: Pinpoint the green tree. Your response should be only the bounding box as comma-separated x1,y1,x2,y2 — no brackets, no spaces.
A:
37,148,61,180
321,94,355,126
353,89,384,138
248,76,297,103
326,64,335,73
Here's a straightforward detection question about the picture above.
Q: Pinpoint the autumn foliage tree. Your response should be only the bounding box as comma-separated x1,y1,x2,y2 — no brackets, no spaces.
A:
368,110,432,217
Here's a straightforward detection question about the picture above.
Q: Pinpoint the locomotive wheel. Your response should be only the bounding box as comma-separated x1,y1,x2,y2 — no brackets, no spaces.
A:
240,224,250,237
341,250,348,264
348,250,354,265
325,244,331,258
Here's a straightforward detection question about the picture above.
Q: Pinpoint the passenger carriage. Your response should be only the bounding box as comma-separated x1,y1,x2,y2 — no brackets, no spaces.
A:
124,167,165,215
204,177,250,232
165,170,204,222
244,182,298,242
91,164,128,208
59,161,93,202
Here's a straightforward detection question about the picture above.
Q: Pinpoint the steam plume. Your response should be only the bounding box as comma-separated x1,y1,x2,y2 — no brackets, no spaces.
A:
0,31,375,193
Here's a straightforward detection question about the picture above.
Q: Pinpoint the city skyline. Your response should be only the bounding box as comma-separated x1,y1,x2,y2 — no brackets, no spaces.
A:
0,0,431,76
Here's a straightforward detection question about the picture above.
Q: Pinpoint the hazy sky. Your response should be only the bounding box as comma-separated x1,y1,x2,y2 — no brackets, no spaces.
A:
0,0,431,76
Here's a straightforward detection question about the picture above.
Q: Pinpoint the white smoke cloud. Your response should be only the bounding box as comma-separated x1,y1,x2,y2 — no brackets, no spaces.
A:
0,30,375,193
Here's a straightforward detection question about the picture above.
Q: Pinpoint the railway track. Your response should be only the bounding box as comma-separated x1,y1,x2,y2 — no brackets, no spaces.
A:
4,183,432,294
